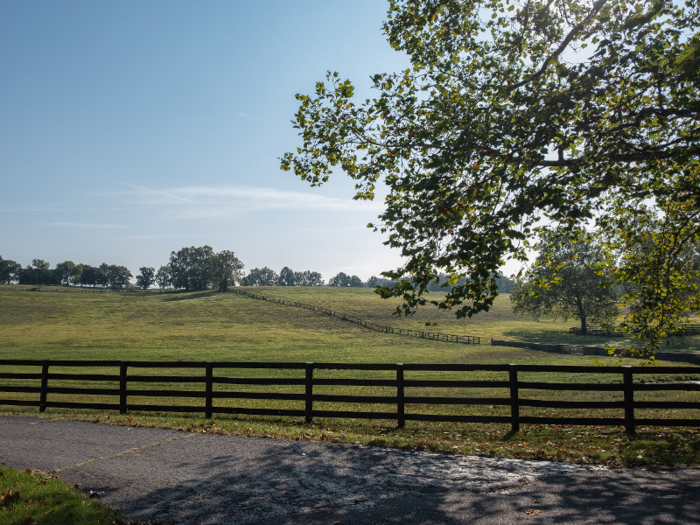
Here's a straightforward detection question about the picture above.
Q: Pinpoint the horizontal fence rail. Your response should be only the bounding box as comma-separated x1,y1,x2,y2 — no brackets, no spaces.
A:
1,360,700,433
230,289,482,345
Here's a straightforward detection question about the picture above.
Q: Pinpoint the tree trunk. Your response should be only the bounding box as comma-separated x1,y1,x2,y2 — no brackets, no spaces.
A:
576,295,587,335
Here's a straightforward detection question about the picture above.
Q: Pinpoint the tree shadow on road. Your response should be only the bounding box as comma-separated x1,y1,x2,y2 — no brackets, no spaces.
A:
77,434,700,525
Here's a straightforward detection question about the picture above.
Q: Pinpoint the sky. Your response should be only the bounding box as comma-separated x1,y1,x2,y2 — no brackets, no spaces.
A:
0,1,420,281
0,1,528,283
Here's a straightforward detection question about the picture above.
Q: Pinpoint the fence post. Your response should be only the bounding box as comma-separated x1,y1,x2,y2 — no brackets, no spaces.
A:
119,362,128,415
205,362,214,419
39,360,50,413
623,366,635,434
509,364,520,433
397,363,405,428
305,362,314,424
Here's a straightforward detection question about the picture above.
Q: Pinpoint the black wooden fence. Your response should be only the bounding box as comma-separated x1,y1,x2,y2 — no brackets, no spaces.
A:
1,360,699,434
230,289,482,345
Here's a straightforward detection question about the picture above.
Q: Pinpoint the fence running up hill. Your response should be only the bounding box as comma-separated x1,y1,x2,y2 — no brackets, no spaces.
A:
230,289,482,345
1,359,699,434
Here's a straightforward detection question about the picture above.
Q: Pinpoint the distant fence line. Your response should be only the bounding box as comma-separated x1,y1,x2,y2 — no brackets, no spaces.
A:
568,325,700,338
230,289,483,345
1,359,699,433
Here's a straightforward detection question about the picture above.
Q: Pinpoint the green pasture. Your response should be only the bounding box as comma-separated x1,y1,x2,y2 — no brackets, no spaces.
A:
0,285,699,467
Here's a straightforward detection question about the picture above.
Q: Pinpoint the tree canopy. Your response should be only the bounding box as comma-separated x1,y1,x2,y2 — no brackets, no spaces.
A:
136,267,156,290
282,0,700,352
211,250,244,292
243,267,279,286
0,256,22,285
328,272,364,287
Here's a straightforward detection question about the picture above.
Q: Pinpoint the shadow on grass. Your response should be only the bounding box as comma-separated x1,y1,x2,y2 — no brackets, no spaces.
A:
501,328,623,347
160,291,221,302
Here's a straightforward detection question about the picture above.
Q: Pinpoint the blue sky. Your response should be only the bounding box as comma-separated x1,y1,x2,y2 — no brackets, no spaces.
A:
1,1,418,281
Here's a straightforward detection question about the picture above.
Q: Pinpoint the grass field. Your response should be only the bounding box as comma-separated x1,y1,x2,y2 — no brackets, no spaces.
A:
1,285,699,468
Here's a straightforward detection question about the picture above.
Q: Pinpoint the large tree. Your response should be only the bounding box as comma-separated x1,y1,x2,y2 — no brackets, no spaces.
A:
281,0,700,352
511,231,619,334
103,264,132,289
166,246,215,291
211,250,244,292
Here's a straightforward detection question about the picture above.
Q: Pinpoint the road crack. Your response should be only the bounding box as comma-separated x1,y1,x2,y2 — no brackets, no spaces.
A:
54,433,198,473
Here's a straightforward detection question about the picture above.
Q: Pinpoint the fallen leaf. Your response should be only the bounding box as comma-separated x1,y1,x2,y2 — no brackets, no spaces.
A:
526,509,541,516
2,489,20,504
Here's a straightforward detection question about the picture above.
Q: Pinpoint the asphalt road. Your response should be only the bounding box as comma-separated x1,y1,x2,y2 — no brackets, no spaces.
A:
1,416,698,524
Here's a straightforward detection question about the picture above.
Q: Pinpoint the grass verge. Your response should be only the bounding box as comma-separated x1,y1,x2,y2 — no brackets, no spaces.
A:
4,407,699,469
0,464,125,525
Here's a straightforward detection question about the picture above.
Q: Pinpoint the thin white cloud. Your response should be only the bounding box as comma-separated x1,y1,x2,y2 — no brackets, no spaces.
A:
96,183,384,219
113,182,196,204
120,234,190,240
170,185,384,214
45,222,126,229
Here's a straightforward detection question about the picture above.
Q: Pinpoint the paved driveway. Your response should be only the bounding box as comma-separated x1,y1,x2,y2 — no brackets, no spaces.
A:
1,416,698,524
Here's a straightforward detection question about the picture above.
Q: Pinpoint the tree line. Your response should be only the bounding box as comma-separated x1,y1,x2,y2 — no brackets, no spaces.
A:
0,257,133,289
0,248,371,290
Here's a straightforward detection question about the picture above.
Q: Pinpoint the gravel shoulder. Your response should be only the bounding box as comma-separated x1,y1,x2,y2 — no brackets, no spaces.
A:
1,416,698,524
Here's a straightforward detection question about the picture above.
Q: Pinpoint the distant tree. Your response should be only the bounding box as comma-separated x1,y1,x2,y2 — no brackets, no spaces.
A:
104,264,132,289
328,272,362,287
511,232,618,335
0,256,22,284
78,265,107,287
328,272,349,287
136,267,156,290
155,265,172,289
292,270,325,286
55,261,82,286
167,246,215,291
304,271,324,286
20,259,55,285
211,250,244,292
243,267,278,286
366,276,379,288
277,266,296,287
349,275,363,287
495,273,515,294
